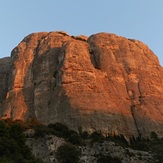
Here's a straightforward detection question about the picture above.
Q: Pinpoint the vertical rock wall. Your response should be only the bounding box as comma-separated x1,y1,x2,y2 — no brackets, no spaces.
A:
0,31,163,138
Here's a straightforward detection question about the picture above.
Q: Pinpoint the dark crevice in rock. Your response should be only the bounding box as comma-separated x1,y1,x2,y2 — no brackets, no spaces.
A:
56,31,69,36
34,35,48,56
110,54,141,136
122,78,140,136
130,105,142,136
89,48,100,69
71,35,87,42
138,82,145,105
125,80,146,137
52,49,65,89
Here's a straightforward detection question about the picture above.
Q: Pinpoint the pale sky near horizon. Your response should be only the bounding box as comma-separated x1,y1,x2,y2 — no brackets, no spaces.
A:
0,0,163,65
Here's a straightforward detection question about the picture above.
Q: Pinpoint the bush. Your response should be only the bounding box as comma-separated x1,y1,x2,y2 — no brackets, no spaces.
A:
56,144,81,163
67,130,82,145
97,154,122,163
110,134,129,148
90,131,104,142
149,137,163,163
81,131,89,139
0,120,44,163
48,122,70,138
0,156,14,163
150,131,158,140
34,124,53,137
129,136,149,151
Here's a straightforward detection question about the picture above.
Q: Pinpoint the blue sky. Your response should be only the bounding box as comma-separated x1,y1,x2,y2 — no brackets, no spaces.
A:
0,0,163,65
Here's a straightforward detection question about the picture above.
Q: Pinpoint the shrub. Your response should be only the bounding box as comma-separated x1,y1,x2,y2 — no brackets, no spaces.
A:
67,130,82,145
150,131,158,140
34,124,53,137
56,144,81,163
0,120,44,163
129,136,149,151
111,134,129,148
48,122,70,138
90,131,104,142
149,137,163,163
81,131,89,139
97,154,122,163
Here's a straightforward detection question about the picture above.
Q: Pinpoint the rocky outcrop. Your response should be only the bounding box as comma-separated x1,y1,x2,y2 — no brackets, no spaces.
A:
26,135,154,163
0,31,163,138
26,135,65,163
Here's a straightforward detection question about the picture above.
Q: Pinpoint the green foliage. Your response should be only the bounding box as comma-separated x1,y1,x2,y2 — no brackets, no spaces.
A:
129,136,149,151
149,137,163,163
48,122,70,138
67,130,83,145
81,131,89,139
150,131,158,140
90,131,105,142
107,134,129,148
6,120,161,163
128,132,163,163
56,144,81,163
0,120,44,163
48,123,82,144
97,154,122,163
34,124,53,137
0,156,14,163
36,123,83,145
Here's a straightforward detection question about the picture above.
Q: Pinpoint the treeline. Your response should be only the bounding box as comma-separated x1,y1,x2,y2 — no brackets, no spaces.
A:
34,123,163,163
0,119,163,163
0,120,43,163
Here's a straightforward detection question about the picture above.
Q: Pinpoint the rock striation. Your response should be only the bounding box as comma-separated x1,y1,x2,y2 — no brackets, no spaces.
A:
0,31,163,138
0,57,11,116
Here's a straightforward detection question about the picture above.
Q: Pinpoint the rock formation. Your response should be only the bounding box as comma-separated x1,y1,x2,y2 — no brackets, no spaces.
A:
0,57,11,115
0,31,163,138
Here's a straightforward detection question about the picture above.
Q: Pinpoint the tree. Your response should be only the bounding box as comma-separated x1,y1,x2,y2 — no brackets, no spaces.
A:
0,120,44,163
150,131,158,140
56,144,81,163
97,154,121,163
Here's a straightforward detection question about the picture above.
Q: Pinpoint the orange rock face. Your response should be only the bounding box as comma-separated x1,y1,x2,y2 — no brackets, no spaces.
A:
1,31,163,138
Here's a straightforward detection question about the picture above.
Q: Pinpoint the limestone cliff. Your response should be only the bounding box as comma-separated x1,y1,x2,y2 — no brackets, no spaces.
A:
0,31,163,138
0,57,11,115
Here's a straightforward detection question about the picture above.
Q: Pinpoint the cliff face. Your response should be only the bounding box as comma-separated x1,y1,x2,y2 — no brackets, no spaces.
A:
0,31,163,137
0,57,11,115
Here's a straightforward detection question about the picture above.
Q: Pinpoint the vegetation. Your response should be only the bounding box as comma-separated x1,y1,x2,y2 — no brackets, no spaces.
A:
106,134,129,148
90,131,105,143
1,119,163,163
0,120,44,163
97,154,121,163
55,143,81,163
128,132,163,163
35,122,83,145
34,123,163,162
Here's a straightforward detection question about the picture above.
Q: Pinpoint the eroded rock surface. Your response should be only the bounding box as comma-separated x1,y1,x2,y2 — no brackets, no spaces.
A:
1,31,163,138
0,57,11,109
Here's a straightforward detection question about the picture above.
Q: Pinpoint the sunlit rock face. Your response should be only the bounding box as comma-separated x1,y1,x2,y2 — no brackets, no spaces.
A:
1,31,163,138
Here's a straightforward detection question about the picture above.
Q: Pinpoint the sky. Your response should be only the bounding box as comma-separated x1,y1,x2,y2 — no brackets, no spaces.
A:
0,0,163,65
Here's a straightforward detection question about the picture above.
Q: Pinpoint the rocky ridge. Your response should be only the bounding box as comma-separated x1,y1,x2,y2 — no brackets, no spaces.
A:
0,31,163,138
